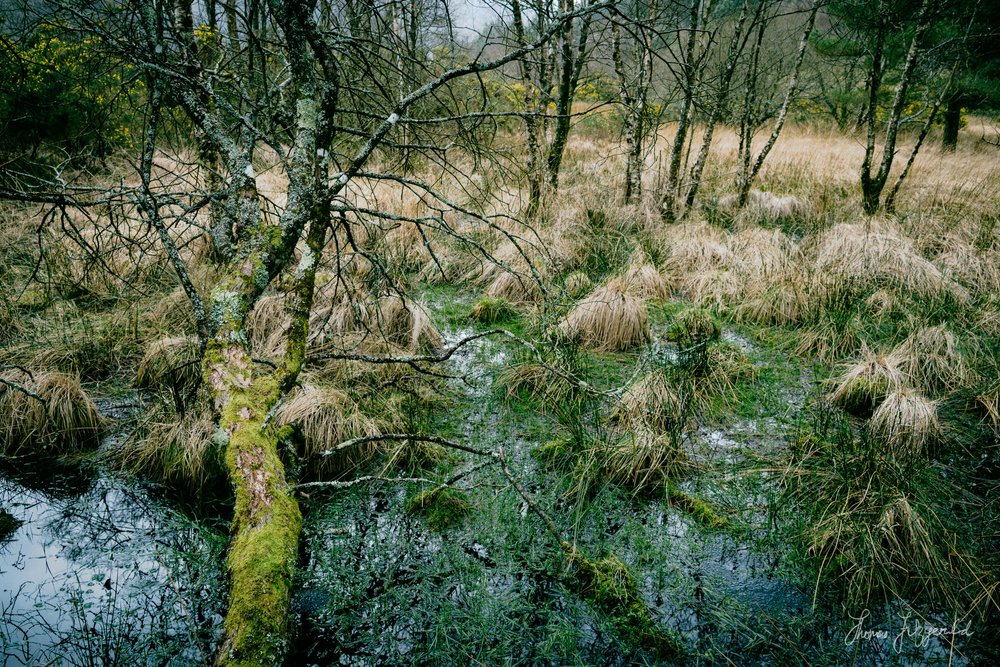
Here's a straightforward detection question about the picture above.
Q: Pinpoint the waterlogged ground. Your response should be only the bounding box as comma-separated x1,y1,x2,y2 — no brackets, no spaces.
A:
0,293,980,665
0,399,227,666
290,295,809,665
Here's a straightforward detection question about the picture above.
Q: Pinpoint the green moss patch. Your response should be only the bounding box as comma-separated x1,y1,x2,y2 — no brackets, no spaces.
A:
469,297,519,324
665,483,729,530
565,549,686,660
406,487,473,530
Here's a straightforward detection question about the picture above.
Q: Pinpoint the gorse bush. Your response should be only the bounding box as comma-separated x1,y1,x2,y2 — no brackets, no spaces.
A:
0,22,144,164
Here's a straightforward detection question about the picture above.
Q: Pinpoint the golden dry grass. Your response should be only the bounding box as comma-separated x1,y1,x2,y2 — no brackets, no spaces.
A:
811,221,966,303
114,405,219,492
0,370,103,455
869,389,942,459
613,371,687,433
890,325,970,394
135,335,202,393
830,345,906,416
274,383,380,474
560,281,650,352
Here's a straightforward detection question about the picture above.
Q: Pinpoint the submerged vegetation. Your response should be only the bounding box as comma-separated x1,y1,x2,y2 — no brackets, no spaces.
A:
1,0,999,663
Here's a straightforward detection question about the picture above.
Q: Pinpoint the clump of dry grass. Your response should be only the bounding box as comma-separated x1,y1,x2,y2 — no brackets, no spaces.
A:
701,341,756,401
733,278,808,325
789,412,979,614
812,222,967,303
378,220,437,276
463,238,549,304
829,345,905,416
0,370,103,455
309,278,374,340
718,190,807,220
274,383,380,475
678,269,742,310
794,312,865,362
246,295,289,358
372,294,443,353
560,281,650,352
564,271,593,299
869,389,942,458
934,240,1000,296
602,427,688,491
728,227,801,279
469,296,518,324
114,405,220,492
613,370,687,433
660,222,734,283
497,361,576,405
135,335,201,393
145,286,198,334
890,325,969,394
618,247,673,300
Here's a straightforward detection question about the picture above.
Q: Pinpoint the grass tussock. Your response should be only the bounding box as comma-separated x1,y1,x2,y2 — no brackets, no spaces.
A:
829,345,905,417
463,238,549,304
560,282,649,352
786,409,983,613
617,247,673,300
813,222,967,304
469,296,518,324
274,383,380,475
246,295,289,358
0,370,103,455
135,335,201,393
373,294,444,353
497,361,576,406
700,341,757,401
564,271,592,299
718,190,807,220
890,325,969,394
614,370,687,433
868,389,942,459
114,405,221,493
602,427,689,492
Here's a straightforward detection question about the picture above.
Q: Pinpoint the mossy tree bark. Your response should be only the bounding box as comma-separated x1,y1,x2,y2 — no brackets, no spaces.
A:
116,1,610,663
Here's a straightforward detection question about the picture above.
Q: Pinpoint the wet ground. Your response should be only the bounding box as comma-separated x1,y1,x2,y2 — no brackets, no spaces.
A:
0,305,980,665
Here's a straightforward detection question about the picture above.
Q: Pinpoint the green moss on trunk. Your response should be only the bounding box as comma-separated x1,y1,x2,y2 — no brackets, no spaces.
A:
209,346,302,667
565,549,686,660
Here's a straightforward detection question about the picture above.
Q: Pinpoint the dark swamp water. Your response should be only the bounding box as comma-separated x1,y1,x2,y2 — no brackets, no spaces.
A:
1,328,985,665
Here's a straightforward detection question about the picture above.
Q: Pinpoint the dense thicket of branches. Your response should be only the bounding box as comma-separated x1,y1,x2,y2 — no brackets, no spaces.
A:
0,0,997,663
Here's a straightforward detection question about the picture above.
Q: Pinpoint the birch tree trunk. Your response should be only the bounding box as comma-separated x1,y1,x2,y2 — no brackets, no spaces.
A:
860,0,932,214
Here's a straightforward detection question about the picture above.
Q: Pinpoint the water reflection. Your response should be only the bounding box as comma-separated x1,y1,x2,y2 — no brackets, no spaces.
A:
0,469,226,666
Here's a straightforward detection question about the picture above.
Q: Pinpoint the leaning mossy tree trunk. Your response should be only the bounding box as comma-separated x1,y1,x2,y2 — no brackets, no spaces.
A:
124,0,599,662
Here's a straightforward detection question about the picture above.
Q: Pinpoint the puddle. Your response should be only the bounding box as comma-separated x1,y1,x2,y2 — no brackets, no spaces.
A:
1,399,227,666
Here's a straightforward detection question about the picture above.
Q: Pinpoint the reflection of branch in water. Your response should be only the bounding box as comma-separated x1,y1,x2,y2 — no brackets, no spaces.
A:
1,474,227,664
